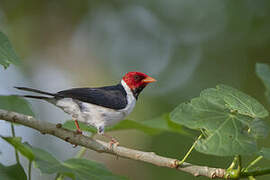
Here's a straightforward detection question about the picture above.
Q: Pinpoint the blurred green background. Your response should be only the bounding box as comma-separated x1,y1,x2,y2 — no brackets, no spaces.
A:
0,0,270,179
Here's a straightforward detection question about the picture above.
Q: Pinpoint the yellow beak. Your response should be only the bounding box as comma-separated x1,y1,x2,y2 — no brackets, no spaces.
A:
142,76,157,83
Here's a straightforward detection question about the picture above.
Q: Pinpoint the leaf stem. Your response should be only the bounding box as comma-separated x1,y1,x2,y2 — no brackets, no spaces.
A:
243,156,263,172
248,176,256,180
228,156,238,170
179,134,203,165
11,123,20,163
28,160,32,180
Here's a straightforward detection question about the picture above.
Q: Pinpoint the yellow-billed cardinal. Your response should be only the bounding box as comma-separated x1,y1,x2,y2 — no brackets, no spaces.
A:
15,72,156,145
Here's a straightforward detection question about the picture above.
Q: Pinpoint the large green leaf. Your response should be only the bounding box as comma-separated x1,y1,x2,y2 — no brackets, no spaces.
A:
170,84,269,156
256,63,270,103
0,163,27,180
62,114,189,136
0,32,20,69
28,145,127,180
0,96,34,116
1,137,35,161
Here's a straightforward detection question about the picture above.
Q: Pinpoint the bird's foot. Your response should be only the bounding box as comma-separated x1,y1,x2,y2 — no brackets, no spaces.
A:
109,138,119,149
102,133,119,149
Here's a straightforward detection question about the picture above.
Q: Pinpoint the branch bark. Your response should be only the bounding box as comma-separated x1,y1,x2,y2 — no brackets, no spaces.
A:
0,109,225,179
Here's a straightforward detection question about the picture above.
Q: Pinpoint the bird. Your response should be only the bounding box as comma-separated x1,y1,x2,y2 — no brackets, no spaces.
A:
15,72,156,146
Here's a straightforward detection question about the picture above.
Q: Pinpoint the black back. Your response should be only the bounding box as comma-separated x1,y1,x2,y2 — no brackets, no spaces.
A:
55,84,128,110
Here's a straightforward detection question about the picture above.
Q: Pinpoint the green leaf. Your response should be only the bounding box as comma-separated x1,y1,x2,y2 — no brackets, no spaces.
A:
0,163,27,180
1,137,35,161
27,144,127,180
62,159,127,180
170,84,269,156
62,114,189,136
0,31,20,69
2,138,127,180
0,96,34,116
258,148,270,160
256,63,270,103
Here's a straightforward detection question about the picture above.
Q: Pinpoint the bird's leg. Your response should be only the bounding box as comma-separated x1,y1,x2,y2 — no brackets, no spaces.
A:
74,119,82,134
71,116,82,148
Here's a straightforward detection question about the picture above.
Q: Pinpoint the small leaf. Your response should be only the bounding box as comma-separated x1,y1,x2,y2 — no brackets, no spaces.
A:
1,137,35,161
256,63,270,103
62,158,127,180
0,163,27,180
63,114,189,136
0,96,34,116
28,143,63,174
170,84,269,156
258,148,270,160
0,31,20,69
26,144,127,180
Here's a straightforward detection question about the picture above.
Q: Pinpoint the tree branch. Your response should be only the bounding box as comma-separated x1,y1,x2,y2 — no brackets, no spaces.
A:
0,109,225,179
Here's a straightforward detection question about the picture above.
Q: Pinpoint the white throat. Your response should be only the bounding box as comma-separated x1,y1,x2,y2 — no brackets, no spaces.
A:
121,80,133,96
120,79,136,114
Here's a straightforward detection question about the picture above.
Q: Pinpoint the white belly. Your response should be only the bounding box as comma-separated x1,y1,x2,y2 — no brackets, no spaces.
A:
55,95,136,130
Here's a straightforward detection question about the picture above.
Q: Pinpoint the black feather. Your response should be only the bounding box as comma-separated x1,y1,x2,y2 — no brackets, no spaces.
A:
15,84,128,110
14,87,55,96
55,84,128,110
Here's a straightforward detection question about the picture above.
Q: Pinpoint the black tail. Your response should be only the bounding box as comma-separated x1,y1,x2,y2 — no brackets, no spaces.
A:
14,87,55,96
21,95,51,100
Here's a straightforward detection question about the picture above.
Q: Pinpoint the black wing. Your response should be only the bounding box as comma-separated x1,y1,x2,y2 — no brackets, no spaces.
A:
55,84,128,110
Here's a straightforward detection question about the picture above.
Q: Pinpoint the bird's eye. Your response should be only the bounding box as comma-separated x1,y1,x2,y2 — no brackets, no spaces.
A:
134,75,140,81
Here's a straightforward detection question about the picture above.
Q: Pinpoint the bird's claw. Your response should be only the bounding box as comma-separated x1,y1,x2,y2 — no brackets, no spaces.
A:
76,130,82,135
